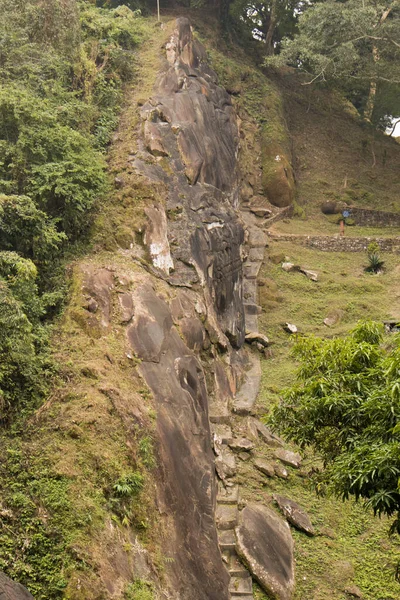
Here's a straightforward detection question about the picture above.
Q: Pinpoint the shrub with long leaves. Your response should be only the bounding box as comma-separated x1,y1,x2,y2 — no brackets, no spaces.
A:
270,320,400,533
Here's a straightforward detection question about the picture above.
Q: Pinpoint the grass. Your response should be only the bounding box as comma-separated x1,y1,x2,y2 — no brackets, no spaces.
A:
276,72,400,216
271,215,400,238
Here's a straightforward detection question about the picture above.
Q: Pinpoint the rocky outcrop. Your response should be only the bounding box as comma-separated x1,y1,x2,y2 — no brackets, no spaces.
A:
134,17,245,348
235,504,295,600
0,573,33,600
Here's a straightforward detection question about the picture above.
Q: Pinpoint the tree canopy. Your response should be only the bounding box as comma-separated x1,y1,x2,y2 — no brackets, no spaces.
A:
265,0,400,126
271,321,400,534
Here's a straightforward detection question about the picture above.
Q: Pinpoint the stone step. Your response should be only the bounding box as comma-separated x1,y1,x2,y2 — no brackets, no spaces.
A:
244,303,262,316
244,314,258,334
216,504,238,530
217,483,239,504
243,262,261,280
229,576,253,595
229,553,249,578
229,595,254,600
209,398,231,425
218,529,236,551
211,423,233,445
232,355,261,415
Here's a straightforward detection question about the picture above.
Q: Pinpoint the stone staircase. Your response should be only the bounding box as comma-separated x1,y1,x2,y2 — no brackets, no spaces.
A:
209,209,271,600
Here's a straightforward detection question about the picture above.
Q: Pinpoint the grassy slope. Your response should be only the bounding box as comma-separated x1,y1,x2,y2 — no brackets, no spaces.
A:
251,74,400,599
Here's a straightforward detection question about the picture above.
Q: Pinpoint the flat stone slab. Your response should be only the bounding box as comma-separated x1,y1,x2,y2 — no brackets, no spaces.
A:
235,504,295,600
254,458,275,477
215,447,237,480
233,356,261,415
247,417,284,447
216,504,239,530
274,449,302,469
229,438,255,452
273,494,315,536
229,576,253,594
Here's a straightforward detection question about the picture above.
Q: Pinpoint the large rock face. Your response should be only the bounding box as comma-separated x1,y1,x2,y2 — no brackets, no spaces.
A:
127,284,230,600
0,573,33,600
133,17,245,348
235,504,295,600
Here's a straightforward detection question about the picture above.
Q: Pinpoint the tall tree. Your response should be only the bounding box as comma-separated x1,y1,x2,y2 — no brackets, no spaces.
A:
266,0,400,125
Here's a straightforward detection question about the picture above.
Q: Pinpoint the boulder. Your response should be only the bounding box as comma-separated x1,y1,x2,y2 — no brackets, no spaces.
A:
281,262,295,272
345,585,363,598
274,464,289,479
247,418,284,447
274,449,302,469
215,447,237,480
245,332,270,347
273,494,315,536
299,268,318,282
254,458,275,477
235,504,295,600
0,572,34,599
229,438,255,452
283,323,297,334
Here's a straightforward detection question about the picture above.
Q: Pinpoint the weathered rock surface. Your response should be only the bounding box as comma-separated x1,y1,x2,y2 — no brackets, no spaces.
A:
229,437,254,452
245,332,270,347
0,573,33,599
247,417,284,447
254,458,275,477
274,449,302,469
232,355,261,415
135,17,245,348
128,283,230,600
235,504,295,600
273,494,315,536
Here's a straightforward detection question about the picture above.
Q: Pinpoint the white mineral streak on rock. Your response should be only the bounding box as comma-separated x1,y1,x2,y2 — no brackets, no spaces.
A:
144,205,174,274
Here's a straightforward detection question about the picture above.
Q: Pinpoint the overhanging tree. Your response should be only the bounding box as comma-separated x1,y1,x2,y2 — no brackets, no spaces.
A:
270,321,400,533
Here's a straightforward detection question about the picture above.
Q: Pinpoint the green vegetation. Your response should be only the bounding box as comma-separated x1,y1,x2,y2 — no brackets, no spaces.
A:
271,321,400,532
124,579,155,600
266,0,400,125
0,0,150,419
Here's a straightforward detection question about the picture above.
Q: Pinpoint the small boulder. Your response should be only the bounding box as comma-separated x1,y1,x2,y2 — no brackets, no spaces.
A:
86,298,98,313
300,268,318,282
274,463,289,479
215,447,237,481
274,449,302,469
235,504,295,600
247,417,284,447
250,207,272,218
273,494,315,536
229,438,255,452
282,262,295,272
283,323,298,334
245,332,270,347
254,459,275,478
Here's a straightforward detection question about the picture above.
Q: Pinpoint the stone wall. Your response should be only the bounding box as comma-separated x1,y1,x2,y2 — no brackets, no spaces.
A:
268,232,400,253
348,207,400,228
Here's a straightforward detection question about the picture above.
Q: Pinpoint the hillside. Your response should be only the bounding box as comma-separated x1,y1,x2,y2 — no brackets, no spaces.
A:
0,4,399,600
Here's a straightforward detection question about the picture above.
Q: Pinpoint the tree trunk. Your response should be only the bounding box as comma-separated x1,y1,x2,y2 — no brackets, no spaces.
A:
265,0,278,56
364,44,379,121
